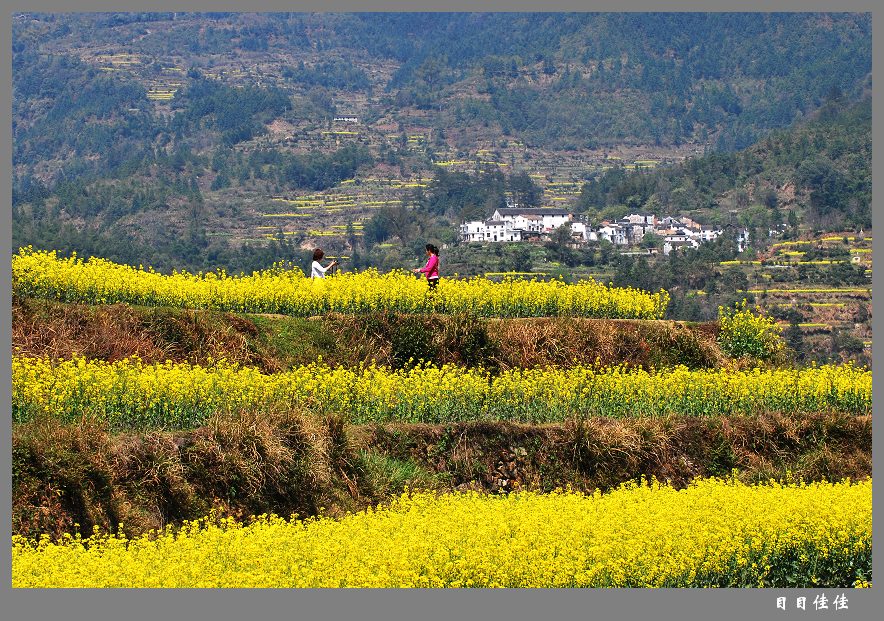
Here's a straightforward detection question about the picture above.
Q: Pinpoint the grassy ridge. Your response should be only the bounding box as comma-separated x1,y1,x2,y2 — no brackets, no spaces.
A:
13,412,871,541
13,296,726,372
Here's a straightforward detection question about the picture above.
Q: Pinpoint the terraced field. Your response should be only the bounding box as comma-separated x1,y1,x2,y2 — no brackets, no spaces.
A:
10,247,872,588
714,234,873,353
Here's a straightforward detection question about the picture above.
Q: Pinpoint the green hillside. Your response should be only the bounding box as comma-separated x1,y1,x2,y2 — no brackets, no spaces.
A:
11,12,872,276
577,96,871,232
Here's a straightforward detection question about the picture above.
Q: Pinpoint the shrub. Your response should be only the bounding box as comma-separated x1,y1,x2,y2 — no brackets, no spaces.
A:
718,300,784,361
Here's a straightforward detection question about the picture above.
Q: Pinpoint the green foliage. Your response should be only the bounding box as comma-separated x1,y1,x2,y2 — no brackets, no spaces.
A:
13,54,152,181
544,222,578,267
174,78,291,145
279,144,374,191
390,315,437,369
15,13,872,170
577,98,871,230
426,167,508,219
718,300,784,361
282,59,371,91
355,451,439,497
440,313,499,370
508,245,533,273
9,13,874,288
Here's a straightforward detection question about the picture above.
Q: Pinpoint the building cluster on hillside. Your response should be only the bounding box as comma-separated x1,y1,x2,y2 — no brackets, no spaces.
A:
460,205,750,255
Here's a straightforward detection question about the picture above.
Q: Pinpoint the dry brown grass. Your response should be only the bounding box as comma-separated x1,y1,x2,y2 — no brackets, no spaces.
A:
13,297,266,367
13,411,870,540
487,318,726,369
364,412,871,495
12,407,357,540
13,299,165,361
143,309,261,366
14,299,729,371
489,318,591,369
323,313,726,370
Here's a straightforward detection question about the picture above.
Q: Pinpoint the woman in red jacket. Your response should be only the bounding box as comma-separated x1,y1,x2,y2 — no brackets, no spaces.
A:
413,244,440,291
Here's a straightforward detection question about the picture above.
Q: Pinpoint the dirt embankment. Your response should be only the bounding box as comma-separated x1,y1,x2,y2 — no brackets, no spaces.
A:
13,297,727,371
13,411,870,541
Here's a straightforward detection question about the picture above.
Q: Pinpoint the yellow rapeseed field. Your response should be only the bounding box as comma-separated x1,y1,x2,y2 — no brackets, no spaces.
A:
12,477,871,588
12,247,669,319
12,356,871,428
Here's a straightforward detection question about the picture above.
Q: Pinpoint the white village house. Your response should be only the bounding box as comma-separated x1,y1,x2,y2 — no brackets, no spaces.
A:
662,228,700,255
492,207,571,232
619,212,656,243
736,228,750,252
460,206,747,253
663,229,694,244
460,220,490,242
698,226,723,243
663,238,699,255
460,219,520,242
597,222,628,245
569,221,590,242
460,207,571,243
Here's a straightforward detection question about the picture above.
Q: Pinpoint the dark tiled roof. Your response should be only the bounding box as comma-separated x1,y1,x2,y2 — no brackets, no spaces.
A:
496,208,569,216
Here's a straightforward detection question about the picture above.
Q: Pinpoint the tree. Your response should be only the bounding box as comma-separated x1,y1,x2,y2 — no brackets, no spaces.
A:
510,245,533,272
641,231,662,249
830,328,865,357
544,222,578,266
363,209,392,247
720,269,748,293
854,302,870,324
784,318,807,363
796,156,848,224
346,219,358,249
508,171,541,208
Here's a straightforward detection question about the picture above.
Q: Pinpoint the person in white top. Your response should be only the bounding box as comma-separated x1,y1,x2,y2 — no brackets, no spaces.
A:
310,248,338,278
